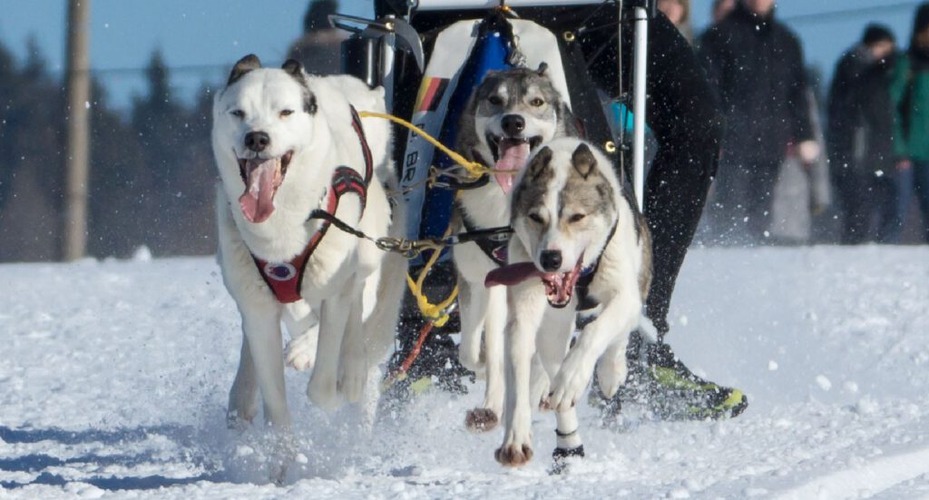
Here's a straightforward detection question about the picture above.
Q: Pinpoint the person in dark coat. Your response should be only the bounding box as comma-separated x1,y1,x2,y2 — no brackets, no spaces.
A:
699,0,819,245
827,24,898,244
890,2,929,243
287,0,348,76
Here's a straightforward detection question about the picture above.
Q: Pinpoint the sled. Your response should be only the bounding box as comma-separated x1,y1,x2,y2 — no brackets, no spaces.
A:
331,0,656,381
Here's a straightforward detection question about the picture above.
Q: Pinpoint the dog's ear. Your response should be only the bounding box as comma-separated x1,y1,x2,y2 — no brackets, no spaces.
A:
305,91,318,115
536,62,548,76
228,54,261,86
282,59,304,79
528,146,553,181
571,142,598,180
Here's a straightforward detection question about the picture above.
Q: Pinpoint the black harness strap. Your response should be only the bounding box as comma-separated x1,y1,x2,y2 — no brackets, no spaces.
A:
457,206,511,267
252,105,373,304
574,221,618,329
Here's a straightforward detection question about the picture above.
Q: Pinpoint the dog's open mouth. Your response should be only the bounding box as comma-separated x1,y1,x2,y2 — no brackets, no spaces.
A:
487,133,543,194
237,151,293,223
540,258,583,308
484,256,584,308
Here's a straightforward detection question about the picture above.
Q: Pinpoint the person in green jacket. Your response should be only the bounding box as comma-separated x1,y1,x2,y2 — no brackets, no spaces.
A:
891,2,929,243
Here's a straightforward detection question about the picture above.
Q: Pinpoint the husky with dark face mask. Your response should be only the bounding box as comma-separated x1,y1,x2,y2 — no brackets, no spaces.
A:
486,138,652,469
453,65,578,432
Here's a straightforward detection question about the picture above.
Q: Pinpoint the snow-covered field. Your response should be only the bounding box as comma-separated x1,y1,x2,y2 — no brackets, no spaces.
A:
2,246,929,499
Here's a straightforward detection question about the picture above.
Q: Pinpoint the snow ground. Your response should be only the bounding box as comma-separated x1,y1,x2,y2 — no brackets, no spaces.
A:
2,246,929,499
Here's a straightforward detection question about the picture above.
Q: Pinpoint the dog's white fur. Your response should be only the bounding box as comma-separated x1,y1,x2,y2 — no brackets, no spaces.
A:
212,56,406,440
494,138,651,467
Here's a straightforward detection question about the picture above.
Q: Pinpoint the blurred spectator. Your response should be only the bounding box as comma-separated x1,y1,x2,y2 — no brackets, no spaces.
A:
712,0,735,24
828,24,898,244
657,0,692,43
890,2,929,243
768,88,831,245
287,0,348,75
699,0,818,245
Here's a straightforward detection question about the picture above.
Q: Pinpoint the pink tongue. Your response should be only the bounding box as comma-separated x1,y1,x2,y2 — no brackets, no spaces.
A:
239,157,281,223
485,261,543,287
494,140,530,194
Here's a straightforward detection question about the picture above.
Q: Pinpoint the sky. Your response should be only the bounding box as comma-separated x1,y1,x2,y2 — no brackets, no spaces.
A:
3,246,929,495
0,1,922,112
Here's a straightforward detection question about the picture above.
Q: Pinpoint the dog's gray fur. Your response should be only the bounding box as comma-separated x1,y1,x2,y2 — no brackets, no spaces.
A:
453,65,577,432
495,138,652,467
458,64,577,168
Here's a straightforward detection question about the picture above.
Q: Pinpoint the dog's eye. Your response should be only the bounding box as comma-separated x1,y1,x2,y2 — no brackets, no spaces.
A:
230,109,245,119
529,213,545,224
488,95,503,106
568,213,586,223
280,109,294,118
529,98,544,107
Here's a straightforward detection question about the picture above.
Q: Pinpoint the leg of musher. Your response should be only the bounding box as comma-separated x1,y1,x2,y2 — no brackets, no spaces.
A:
581,9,747,420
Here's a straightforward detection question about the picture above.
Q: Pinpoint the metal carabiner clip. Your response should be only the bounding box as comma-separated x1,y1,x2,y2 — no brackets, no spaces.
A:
376,237,420,259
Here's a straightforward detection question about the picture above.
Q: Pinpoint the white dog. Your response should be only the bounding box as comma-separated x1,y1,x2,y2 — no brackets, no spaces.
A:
486,138,652,468
212,55,406,446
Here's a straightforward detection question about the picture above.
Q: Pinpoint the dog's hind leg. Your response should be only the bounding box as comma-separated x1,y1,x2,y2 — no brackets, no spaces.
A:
228,331,259,429
534,309,576,410
595,335,632,400
338,294,368,404
457,277,488,374
307,288,353,410
530,354,551,411
362,250,407,369
283,301,319,372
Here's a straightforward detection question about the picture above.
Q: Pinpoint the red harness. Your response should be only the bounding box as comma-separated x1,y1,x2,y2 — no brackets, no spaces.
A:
253,106,374,303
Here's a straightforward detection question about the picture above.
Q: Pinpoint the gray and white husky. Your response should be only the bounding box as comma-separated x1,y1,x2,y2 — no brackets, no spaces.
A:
486,138,652,467
211,54,406,480
453,65,578,431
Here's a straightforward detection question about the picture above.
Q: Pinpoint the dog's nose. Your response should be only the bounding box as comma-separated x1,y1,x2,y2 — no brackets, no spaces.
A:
501,114,525,137
244,131,271,152
540,250,562,272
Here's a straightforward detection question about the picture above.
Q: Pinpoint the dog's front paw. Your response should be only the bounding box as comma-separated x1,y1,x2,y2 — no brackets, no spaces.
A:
549,362,591,412
227,385,259,429
285,334,318,372
550,445,585,475
532,372,551,412
538,395,552,412
226,409,253,432
496,428,534,467
495,441,533,467
465,408,499,432
307,374,341,411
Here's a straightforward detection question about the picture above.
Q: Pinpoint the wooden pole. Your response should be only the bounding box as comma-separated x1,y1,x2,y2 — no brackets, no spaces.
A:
63,0,91,261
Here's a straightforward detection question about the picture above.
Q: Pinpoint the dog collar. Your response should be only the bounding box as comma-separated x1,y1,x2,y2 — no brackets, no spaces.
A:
574,220,618,319
253,106,373,303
